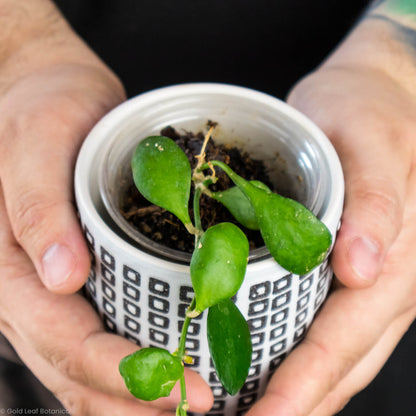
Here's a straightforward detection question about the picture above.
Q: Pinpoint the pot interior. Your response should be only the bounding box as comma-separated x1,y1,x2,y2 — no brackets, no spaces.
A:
97,88,331,264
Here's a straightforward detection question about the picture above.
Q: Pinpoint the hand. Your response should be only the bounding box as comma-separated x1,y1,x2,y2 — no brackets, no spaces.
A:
247,201,416,415
0,183,213,415
0,2,127,294
245,17,416,416
0,1,213,413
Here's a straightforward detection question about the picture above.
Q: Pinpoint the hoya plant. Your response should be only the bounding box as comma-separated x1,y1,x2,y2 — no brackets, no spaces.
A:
119,126,331,415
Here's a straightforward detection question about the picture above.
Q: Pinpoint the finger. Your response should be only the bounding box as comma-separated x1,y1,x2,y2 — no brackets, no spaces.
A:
0,325,176,416
246,204,416,416
287,70,413,288
0,68,122,294
0,176,213,413
308,307,416,416
64,390,177,416
330,119,409,287
0,264,213,412
0,86,89,293
245,287,398,416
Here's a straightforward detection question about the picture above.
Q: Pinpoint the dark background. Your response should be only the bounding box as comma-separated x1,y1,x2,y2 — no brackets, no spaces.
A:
54,0,368,99
3,1,415,414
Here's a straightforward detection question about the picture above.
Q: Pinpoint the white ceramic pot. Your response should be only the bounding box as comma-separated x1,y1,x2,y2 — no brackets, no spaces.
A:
74,83,344,416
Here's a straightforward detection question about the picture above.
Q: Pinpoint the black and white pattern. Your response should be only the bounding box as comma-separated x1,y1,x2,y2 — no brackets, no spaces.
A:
82,223,333,416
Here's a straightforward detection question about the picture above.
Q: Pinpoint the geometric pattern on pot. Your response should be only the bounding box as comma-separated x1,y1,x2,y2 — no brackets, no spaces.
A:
81,222,333,416
74,84,345,416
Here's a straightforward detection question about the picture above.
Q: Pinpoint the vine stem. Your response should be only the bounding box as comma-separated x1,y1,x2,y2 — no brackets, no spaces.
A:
195,124,216,170
192,124,217,246
178,297,196,358
197,160,247,190
175,125,217,416
193,186,203,247
175,297,196,416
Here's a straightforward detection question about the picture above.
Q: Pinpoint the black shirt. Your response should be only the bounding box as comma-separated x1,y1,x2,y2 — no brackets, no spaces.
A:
53,1,369,98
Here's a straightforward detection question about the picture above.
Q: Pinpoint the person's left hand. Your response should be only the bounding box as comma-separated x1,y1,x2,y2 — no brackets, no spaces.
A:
247,17,416,416
247,187,416,414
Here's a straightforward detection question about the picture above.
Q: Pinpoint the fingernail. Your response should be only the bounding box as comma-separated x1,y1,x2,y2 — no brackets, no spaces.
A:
42,244,76,288
348,237,381,283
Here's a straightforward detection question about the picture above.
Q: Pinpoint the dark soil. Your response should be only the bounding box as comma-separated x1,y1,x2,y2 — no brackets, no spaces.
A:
120,124,275,254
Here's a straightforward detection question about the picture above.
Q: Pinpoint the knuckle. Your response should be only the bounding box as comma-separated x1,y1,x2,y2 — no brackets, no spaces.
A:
0,105,43,151
352,179,403,238
11,191,62,246
320,391,351,416
265,390,303,416
303,336,357,389
43,344,86,386
57,388,91,416
13,197,44,242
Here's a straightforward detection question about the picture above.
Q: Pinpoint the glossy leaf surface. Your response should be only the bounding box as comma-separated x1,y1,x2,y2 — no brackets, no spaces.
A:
207,299,252,395
213,162,332,275
119,347,183,401
190,223,249,313
131,136,192,227
236,177,331,274
210,180,271,230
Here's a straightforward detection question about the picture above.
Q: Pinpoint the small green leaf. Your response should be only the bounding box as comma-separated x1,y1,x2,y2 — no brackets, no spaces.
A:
211,162,332,275
207,299,252,395
131,136,192,228
119,347,184,401
235,178,331,274
190,223,249,313
210,181,271,230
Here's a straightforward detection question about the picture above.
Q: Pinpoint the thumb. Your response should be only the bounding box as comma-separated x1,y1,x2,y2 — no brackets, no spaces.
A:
330,125,408,288
332,165,404,288
287,76,409,288
0,116,91,294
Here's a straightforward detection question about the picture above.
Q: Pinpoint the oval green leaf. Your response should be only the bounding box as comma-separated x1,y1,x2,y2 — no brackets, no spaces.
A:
190,223,249,313
236,178,331,274
210,181,271,230
207,299,252,395
212,162,332,275
131,136,192,227
119,347,184,401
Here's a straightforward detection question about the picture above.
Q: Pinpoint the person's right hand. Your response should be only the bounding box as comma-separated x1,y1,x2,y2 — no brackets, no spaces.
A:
0,0,126,294
0,1,214,413
0,183,213,415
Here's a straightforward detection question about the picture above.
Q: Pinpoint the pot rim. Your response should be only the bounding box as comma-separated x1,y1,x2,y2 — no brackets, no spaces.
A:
75,82,344,273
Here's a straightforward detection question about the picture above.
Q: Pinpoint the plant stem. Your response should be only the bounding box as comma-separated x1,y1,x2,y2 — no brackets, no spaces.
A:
193,186,203,246
200,160,230,175
176,377,188,416
175,297,196,416
199,160,245,188
175,127,216,415
178,297,196,358
195,124,216,170
191,124,218,246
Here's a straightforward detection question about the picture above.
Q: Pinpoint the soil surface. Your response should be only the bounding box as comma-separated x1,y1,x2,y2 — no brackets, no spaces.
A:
120,124,275,253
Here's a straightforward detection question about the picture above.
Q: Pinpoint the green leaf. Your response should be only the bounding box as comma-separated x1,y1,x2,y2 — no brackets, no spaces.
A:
131,136,193,228
237,179,331,274
210,181,271,230
119,347,184,401
207,299,252,395
211,162,332,275
190,223,249,313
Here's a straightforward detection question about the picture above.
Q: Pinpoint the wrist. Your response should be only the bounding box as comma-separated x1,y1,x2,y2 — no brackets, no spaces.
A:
319,13,416,95
0,0,113,95
0,0,68,59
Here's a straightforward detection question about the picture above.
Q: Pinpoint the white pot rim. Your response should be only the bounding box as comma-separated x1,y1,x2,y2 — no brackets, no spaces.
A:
75,82,344,274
